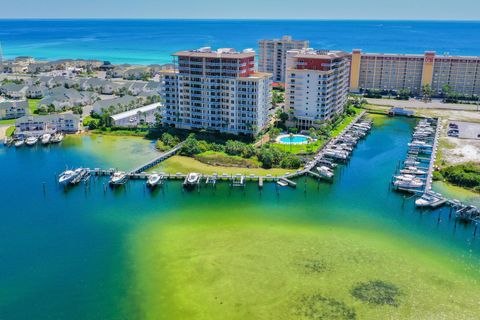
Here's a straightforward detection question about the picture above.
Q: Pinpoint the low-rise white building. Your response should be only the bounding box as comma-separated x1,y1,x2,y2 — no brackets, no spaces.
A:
15,113,81,135
110,103,161,127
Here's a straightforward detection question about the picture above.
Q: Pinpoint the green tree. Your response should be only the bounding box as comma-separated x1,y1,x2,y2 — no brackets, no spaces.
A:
421,84,433,102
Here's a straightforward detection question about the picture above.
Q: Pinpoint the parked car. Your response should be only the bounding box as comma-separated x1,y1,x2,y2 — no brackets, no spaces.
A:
449,123,459,129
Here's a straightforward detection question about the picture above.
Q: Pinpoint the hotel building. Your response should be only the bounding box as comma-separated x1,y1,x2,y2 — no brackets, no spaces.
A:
161,47,271,135
258,36,309,83
285,49,351,129
350,50,480,96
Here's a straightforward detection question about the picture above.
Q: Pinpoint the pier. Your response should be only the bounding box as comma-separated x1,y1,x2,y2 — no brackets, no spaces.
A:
390,117,479,224
130,142,184,174
57,110,372,191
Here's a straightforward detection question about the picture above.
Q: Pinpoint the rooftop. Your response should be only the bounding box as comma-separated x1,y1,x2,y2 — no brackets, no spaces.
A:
111,103,161,121
174,47,256,59
288,48,350,60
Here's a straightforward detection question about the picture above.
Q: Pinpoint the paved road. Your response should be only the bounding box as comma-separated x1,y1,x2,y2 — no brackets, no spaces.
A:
367,98,480,112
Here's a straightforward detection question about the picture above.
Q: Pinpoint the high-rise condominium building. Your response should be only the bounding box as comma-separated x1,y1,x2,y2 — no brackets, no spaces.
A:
258,35,309,83
285,48,351,129
160,47,271,135
350,50,480,96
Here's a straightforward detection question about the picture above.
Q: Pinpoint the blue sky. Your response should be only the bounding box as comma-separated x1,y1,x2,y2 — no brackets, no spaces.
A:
1,0,479,20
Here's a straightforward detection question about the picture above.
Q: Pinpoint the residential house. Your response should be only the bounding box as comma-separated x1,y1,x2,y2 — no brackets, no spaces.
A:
0,83,29,99
15,113,81,135
0,100,29,119
26,85,47,99
92,95,144,115
39,87,97,111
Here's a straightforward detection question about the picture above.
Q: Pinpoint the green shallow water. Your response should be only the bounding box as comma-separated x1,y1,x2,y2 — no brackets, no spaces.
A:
1,116,480,319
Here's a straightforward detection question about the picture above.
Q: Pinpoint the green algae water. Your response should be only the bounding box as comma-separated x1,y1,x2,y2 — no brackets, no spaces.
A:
1,116,480,320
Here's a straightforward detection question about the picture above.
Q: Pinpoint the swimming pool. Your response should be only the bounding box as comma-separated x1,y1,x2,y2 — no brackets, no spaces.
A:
277,134,311,145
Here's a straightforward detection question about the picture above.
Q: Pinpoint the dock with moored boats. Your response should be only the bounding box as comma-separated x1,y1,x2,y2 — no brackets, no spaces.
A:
390,117,479,224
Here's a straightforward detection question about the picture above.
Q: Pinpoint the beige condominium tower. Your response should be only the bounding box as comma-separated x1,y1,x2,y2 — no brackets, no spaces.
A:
349,49,480,96
258,35,309,83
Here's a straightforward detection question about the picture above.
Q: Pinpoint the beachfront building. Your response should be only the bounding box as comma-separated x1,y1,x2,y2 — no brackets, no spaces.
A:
349,50,480,96
161,47,272,135
285,48,350,129
0,100,29,119
258,35,309,83
110,102,161,127
15,113,80,135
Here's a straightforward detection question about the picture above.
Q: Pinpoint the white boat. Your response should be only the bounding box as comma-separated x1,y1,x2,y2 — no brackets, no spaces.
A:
277,180,288,187
14,139,24,147
415,192,447,208
147,173,162,188
51,133,64,143
317,166,334,179
4,137,14,146
25,136,38,146
186,172,200,184
58,170,77,185
393,179,424,188
110,171,128,186
41,133,51,145
394,174,416,182
400,166,427,175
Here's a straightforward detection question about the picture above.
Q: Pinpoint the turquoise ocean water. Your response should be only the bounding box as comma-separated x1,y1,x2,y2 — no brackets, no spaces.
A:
1,20,480,64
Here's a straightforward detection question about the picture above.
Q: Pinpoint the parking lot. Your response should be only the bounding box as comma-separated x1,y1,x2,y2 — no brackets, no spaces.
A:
448,121,480,140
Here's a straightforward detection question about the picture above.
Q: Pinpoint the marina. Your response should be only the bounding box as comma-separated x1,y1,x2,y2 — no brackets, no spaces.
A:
2,114,480,320
391,117,480,224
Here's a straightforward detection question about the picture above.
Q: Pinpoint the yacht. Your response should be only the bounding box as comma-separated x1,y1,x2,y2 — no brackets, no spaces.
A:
58,170,78,185
400,166,427,175
317,166,334,179
109,171,128,186
41,133,51,145
393,178,424,189
14,139,24,147
25,136,38,146
415,192,447,208
51,133,64,143
147,173,162,188
70,168,89,185
184,172,200,189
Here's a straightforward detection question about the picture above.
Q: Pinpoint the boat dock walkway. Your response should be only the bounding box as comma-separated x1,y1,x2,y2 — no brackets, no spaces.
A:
130,142,184,174
425,119,442,192
284,110,368,181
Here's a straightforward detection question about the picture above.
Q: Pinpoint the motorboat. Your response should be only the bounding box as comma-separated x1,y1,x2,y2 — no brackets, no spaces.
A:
187,172,200,184
393,178,424,189
317,166,334,179
25,136,38,146
51,133,64,143
415,192,447,208
41,133,51,145
58,170,77,185
3,137,14,146
110,171,128,186
70,168,89,185
400,166,427,175
147,173,162,188
394,174,417,182
317,159,337,169
14,139,24,147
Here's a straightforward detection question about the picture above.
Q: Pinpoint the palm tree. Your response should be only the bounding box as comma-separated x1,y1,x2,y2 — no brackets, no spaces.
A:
421,84,433,102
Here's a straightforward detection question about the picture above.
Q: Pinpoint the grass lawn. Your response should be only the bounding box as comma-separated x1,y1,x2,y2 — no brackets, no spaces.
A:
28,99,41,114
0,119,16,125
330,107,363,137
194,151,262,168
150,155,293,176
6,126,15,137
272,138,326,155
